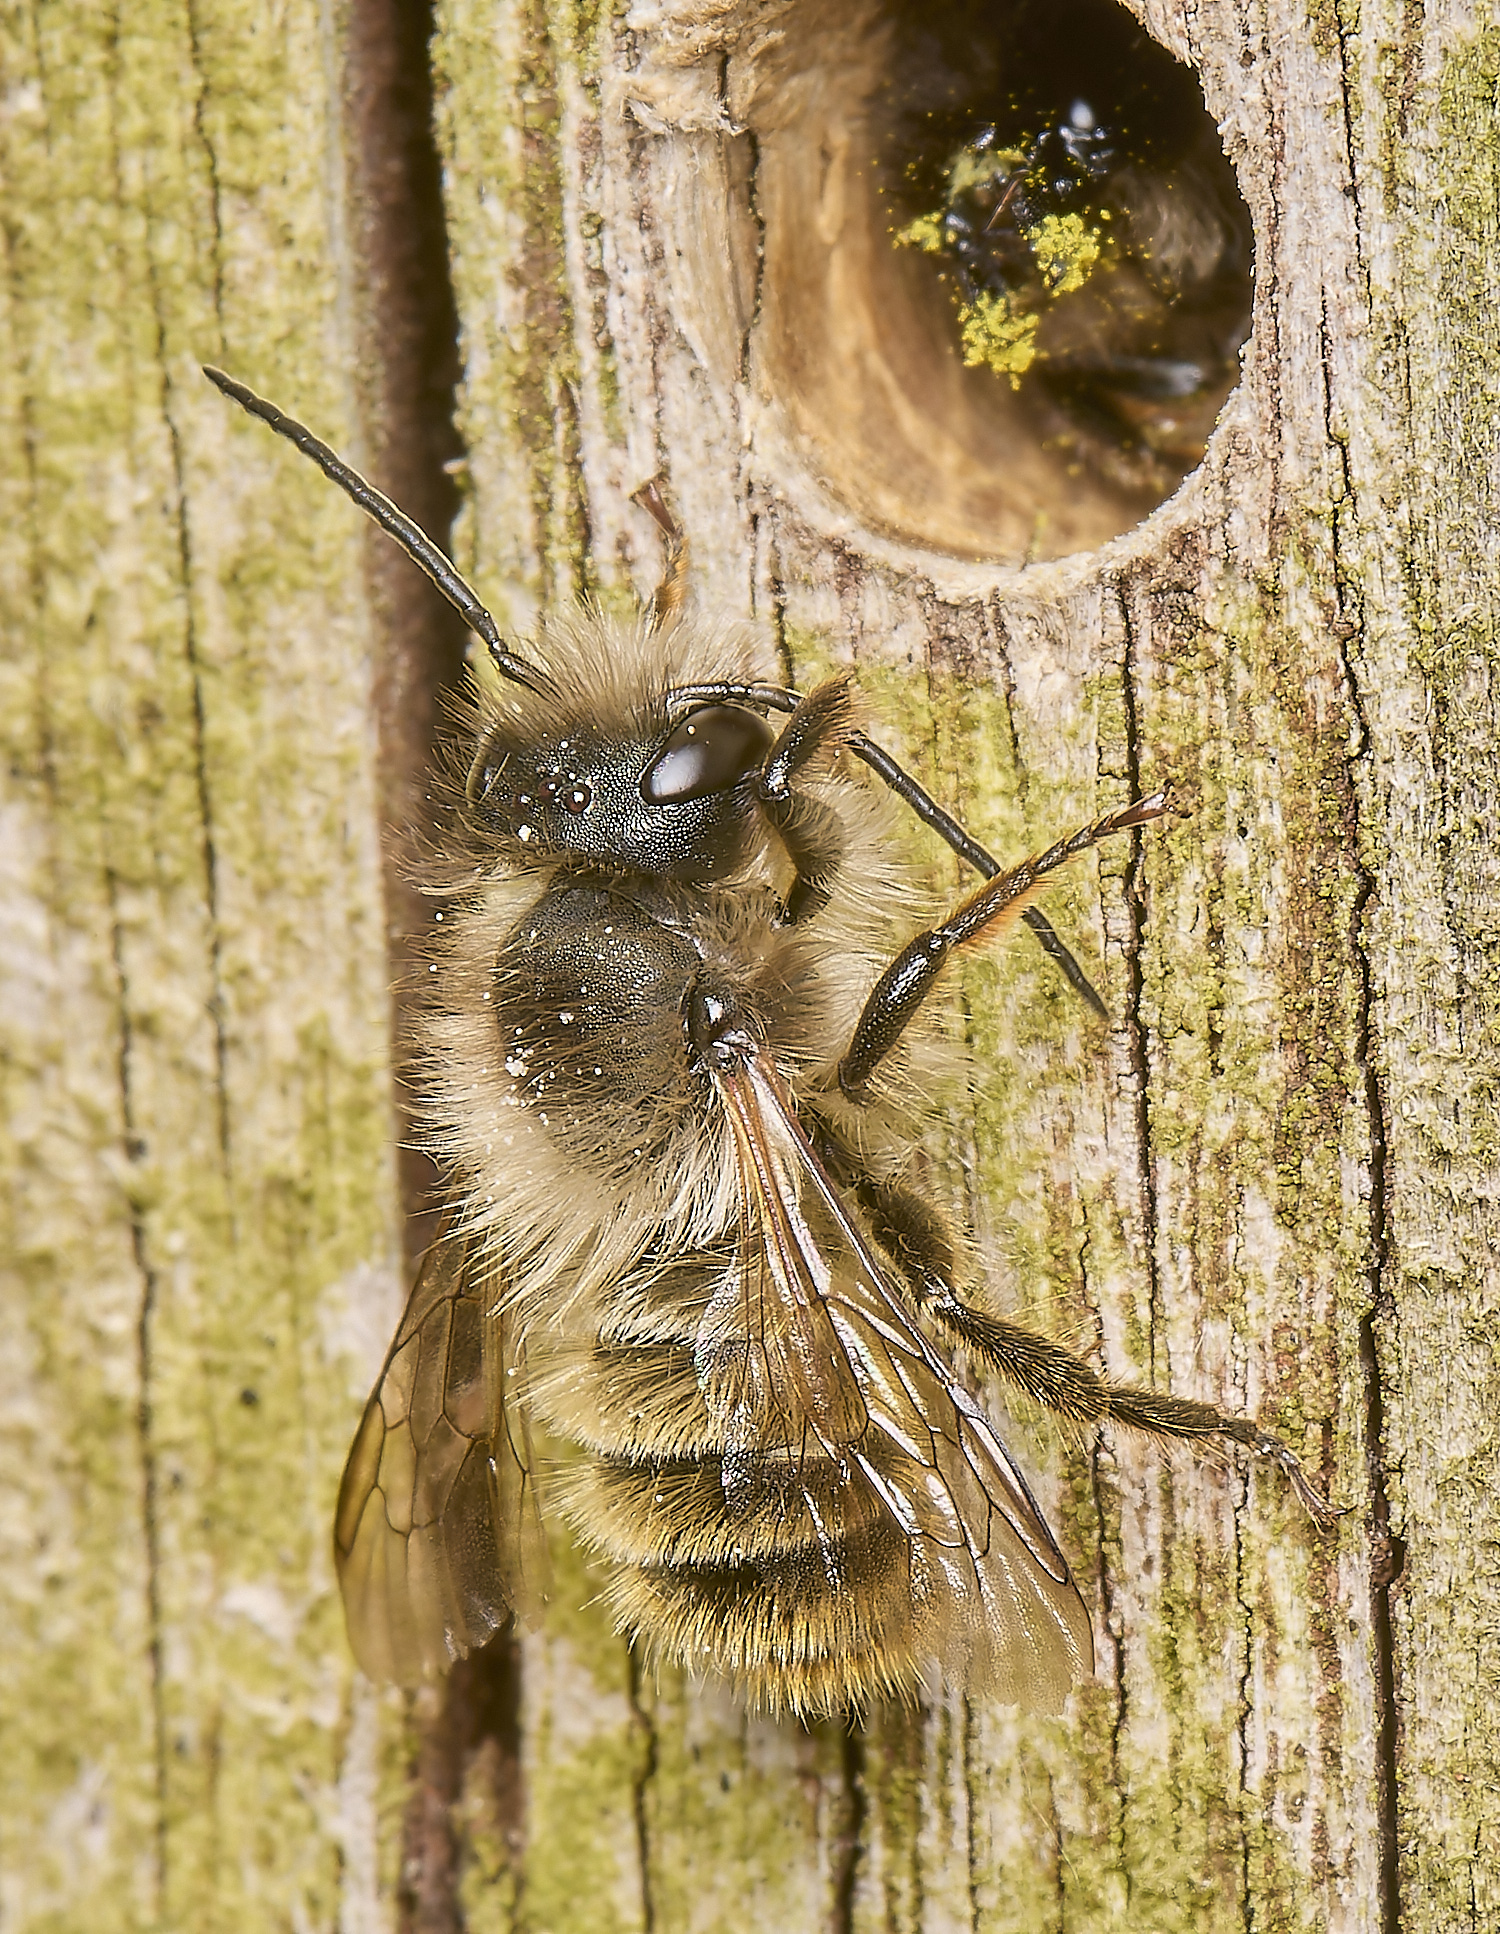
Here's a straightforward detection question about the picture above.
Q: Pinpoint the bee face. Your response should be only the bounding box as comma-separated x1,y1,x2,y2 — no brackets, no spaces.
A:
207,366,1333,1716
467,698,775,881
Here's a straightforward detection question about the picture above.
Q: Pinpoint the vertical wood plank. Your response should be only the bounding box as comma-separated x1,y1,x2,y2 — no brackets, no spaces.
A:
0,1,405,1925
428,0,1391,1927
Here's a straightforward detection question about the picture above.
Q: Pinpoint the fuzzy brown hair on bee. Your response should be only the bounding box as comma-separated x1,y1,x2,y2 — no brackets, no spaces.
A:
204,366,1334,1717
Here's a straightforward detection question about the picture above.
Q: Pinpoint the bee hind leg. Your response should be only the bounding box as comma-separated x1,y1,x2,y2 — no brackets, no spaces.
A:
850,1168,963,1306
853,1170,1337,1528
936,1296,1339,1527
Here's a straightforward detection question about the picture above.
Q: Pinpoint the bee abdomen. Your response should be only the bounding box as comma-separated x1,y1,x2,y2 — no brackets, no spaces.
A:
604,1514,926,1712
562,1448,890,1568
529,1252,741,1460
536,1338,717,1462
539,1259,948,1710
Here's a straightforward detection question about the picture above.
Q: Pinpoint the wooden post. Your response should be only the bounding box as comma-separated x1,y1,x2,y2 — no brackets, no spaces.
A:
2,1,1495,1929
0,3,406,1927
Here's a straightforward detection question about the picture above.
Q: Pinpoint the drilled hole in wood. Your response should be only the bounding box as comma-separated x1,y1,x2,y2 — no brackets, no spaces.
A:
734,0,1251,562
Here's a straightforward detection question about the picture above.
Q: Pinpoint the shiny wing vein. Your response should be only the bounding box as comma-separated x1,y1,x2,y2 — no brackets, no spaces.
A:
333,1225,548,1684
716,1058,1094,1708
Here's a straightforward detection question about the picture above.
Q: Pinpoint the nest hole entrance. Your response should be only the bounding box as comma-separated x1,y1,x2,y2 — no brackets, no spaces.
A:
734,0,1253,563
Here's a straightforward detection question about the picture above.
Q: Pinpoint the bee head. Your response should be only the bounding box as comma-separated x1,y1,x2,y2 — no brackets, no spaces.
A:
467,702,775,881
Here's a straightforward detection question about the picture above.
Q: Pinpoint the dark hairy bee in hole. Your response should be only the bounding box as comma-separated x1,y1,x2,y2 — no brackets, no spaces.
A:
883,0,1254,486
205,365,1332,1716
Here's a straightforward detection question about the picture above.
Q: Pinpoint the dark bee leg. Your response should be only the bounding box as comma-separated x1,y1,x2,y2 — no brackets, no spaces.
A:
839,791,1173,1095
664,676,1106,1012
929,1296,1339,1524
754,680,860,925
853,1170,1336,1524
839,734,1109,1018
846,1168,960,1305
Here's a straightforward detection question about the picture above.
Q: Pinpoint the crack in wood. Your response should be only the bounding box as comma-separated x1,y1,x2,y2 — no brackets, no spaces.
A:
105,860,170,1918
626,1648,658,1934
1321,262,1403,1934
1335,592,1404,1934
830,1722,866,1934
1116,586,1163,1379
348,0,471,1277
346,4,532,1927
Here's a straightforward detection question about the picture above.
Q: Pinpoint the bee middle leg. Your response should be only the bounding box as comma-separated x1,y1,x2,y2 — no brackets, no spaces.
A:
855,1169,1336,1524
845,732,1108,1018
838,791,1173,1095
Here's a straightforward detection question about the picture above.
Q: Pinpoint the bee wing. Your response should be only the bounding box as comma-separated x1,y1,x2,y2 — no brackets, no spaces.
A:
715,1060,1094,1711
333,1225,549,1684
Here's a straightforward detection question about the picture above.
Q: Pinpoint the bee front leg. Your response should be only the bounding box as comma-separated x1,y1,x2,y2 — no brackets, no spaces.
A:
754,679,860,925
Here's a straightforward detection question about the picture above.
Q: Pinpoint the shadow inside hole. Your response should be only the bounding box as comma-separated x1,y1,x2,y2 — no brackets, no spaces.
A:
733,0,1252,563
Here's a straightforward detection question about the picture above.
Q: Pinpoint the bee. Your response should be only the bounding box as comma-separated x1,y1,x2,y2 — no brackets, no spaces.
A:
903,106,1251,462
887,22,1255,484
205,366,1331,1715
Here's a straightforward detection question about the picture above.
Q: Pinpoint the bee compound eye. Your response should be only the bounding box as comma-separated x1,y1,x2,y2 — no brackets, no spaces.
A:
640,706,773,806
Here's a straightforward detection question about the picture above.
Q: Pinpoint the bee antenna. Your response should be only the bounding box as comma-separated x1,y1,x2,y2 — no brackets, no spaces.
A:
202,367,548,695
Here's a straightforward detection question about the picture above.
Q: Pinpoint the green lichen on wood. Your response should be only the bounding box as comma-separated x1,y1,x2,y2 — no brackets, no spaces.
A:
636,1688,855,1930
503,1495,654,1934
1375,21,1500,1932
435,0,623,631
1115,574,1367,1928
434,0,569,624
0,0,405,1927
777,555,1359,1932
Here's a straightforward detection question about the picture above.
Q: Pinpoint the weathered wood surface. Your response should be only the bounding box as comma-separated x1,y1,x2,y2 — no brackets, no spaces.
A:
1,0,1497,1929
0,4,406,1928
